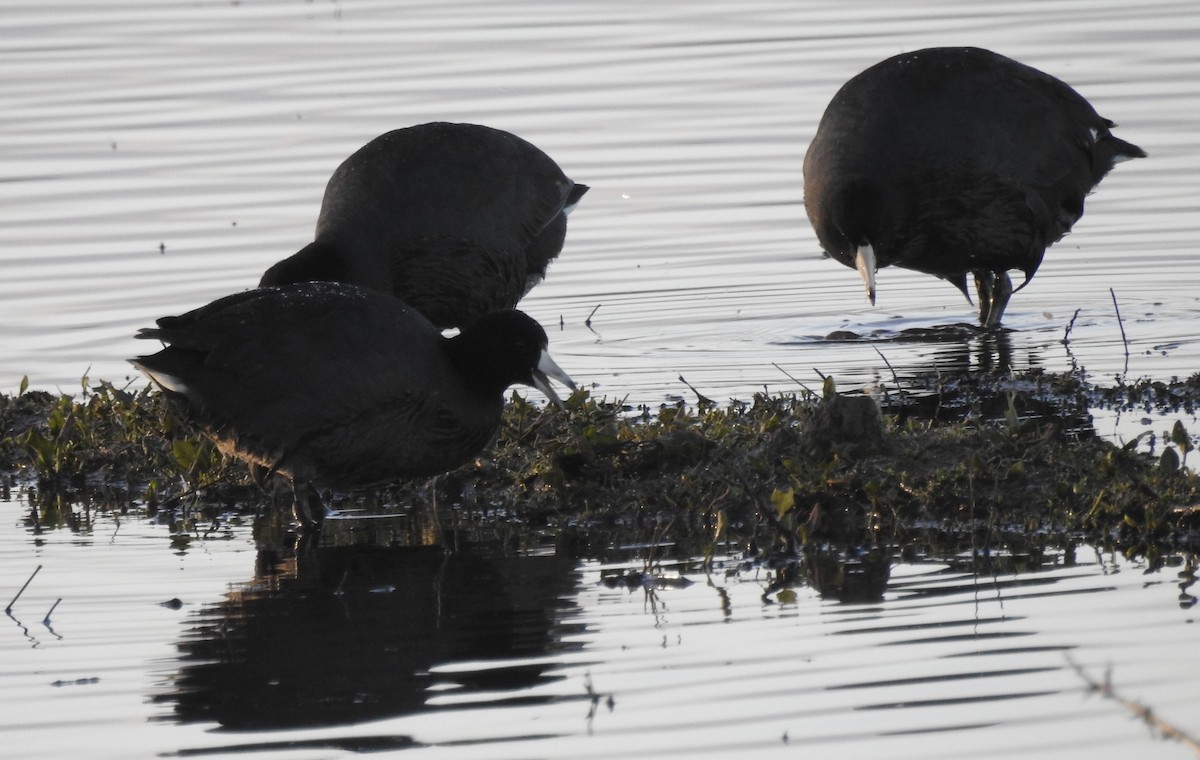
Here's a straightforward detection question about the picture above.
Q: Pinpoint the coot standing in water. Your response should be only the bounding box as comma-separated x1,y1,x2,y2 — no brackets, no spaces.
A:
803,47,1145,326
131,282,575,527
260,122,588,329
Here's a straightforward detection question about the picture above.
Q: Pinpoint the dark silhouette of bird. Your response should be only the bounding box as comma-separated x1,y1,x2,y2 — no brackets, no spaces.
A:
131,281,574,527
804,47,1145,326
260,122,588,329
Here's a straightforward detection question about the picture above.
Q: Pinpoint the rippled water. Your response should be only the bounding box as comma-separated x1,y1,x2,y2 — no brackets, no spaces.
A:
4,2,1200,758
2,494,1198,759
3,0,1198,410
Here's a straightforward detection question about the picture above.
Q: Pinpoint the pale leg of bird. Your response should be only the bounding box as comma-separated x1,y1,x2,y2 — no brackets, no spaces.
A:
248,463,272,491
248,464,289,518
973,270,995,326
980,271,1013,328
426,473,449,550
292,482,327,529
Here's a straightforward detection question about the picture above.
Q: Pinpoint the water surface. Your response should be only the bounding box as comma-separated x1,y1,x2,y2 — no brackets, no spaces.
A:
3,3,1200,757
2,495,1198,759
3,0,1198,412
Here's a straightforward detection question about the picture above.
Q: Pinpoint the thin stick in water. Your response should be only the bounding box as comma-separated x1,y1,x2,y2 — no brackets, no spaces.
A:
771,362,815,396
1062,307,1082,346
7,565,42,614
43,598,62,625
872,345,902,390
1066,654,1200,756
678,375,715,408
1110,288,1130,376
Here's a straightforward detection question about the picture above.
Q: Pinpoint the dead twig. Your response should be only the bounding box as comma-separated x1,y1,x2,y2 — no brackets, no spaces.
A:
1110,288,1130,378
1066,654,1200,756
772,363,816,397
678,375,715,408
1062,307,1082,346
7,565,41,614
43,598,62,625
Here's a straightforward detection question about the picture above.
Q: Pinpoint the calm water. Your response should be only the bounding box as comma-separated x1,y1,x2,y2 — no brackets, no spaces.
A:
3,1,1200,757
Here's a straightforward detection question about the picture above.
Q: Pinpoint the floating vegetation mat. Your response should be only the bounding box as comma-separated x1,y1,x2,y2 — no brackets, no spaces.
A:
2,369,1199,565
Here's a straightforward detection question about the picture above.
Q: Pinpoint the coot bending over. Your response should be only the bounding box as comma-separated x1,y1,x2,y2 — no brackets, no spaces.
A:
260,122,588,329
803,47,1145,326
131,282,575,526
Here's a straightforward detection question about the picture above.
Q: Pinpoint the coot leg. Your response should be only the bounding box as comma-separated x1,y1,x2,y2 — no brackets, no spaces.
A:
248,463,273,491
974,271,995,325
975,270,1014,328
292,483,326,529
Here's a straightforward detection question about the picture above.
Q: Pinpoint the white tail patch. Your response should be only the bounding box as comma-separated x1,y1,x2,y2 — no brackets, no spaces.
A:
134,364,190,395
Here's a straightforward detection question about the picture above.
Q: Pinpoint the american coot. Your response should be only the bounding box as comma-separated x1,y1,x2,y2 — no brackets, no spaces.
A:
259,122,588,329
803,47,1146,326
131,282,575,526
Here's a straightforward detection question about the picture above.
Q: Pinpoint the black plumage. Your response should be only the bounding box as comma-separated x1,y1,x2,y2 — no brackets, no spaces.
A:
260,122,588,329
803,47,1145,326
131,282,574,526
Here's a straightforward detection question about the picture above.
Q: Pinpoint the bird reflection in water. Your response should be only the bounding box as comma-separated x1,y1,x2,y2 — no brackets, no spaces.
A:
820,324,1095,434
152,518,584,731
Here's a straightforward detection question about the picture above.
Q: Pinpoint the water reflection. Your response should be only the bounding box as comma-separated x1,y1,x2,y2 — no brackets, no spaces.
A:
154,527,584,730
7,488,1200,759
814,323,1026,376
895,325,1022,375
806,325,1101,432
804,546,893,603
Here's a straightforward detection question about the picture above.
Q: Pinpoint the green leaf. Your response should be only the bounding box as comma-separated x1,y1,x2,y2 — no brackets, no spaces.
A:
970,452,985,476
18,375,29,396
584,424,619,448
1171,420,1193,453
171,438,201,472
23,428,57,471
770,486,795,518
1160,447,1180,472
564,387,590,410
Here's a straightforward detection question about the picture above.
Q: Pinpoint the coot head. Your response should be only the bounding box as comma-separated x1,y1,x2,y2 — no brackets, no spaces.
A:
446,308,575,408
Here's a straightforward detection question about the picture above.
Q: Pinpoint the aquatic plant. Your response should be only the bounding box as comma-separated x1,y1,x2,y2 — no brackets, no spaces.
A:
2,374,239,498
2,370,1199,559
